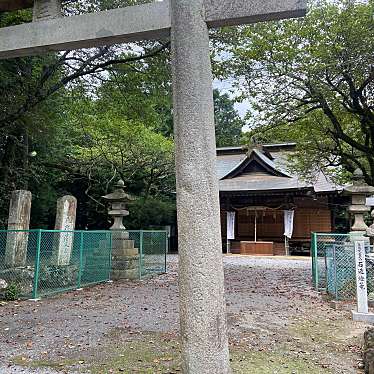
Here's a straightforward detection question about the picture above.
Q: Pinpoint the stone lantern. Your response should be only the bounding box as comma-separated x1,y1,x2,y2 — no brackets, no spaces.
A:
102,179,133,237
344,169,374,241
102,180,139,280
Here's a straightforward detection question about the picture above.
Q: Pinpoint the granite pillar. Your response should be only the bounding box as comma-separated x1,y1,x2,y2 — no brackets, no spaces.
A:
171,0,230,372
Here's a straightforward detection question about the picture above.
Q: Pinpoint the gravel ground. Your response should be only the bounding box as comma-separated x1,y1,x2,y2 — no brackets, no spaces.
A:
0,255,368,373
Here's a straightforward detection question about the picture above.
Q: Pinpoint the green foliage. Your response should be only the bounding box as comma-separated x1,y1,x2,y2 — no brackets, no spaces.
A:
95,51,172,137
217,0,374,184
4,282,21,301
125,197,176,229
0,3,175,229
213,89,244,147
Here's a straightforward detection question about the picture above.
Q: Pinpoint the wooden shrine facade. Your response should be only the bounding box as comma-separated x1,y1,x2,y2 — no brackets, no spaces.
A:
217,143,348,255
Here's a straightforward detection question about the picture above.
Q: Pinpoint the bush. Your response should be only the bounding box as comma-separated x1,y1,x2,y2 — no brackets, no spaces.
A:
4,283,21,301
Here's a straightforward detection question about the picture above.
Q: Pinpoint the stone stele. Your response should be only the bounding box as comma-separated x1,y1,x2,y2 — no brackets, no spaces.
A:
52,195,77,266
4,190,32,267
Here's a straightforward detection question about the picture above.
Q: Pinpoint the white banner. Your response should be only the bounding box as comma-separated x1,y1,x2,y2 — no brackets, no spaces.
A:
366,197,374,206
227,211,235,240
284,210,294,239
354,241,369,314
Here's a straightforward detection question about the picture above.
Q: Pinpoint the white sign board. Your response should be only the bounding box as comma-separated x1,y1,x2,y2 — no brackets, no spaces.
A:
354,241,369,314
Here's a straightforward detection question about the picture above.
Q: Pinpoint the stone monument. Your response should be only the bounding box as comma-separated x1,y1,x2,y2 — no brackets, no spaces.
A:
52,195,77,266
4,190,32,267
102,180,139,280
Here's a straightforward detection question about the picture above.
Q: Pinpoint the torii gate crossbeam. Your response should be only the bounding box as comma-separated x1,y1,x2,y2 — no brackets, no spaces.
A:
0,0,307,372
0,0,306,59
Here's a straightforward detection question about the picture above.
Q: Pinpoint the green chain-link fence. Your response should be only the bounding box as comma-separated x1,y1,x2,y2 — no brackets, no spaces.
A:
0,229,167,299
128,230,168,277
312,232,374,300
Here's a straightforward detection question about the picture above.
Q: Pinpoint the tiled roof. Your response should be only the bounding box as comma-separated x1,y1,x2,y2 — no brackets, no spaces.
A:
216,144,342,194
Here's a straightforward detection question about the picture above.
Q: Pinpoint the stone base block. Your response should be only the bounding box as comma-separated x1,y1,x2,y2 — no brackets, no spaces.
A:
111,231,129,240
112,255,139,270
112,239,135,250
111,268,139,280
352,310,374,323
112,247,139,257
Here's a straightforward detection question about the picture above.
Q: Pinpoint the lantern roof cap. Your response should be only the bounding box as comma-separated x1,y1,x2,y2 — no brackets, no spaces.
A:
344,169,374,195
102,179,134,202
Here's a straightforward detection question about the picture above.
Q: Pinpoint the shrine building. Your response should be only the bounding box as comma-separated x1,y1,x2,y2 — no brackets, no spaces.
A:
217,143,347,256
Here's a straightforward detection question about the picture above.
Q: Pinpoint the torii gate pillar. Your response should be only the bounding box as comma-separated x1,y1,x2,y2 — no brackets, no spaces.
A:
171,1,230,372
0,0,307,371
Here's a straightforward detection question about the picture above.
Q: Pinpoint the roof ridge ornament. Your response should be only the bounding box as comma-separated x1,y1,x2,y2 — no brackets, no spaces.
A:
246,136,263,154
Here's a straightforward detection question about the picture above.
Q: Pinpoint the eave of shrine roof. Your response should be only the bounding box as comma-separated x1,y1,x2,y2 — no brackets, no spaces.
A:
216,145,342,193
220,148,292,180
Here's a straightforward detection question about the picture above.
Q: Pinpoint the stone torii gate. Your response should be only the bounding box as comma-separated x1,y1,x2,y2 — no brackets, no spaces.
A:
0,0,306,372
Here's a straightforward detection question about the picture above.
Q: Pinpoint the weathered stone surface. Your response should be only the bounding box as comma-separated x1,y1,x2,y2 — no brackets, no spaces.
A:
111,268,139,281
205,0,307,27
52,195,77,266
367,211,374,239
33,0,61,22
0,0,307,59
364,328,374,374
111,255,139,270
112,246,138,257
171,1,230,372
5,190,32,268
0,2,171,59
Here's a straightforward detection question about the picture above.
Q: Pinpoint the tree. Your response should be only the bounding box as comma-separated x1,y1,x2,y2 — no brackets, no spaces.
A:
213,89,244,147
215,0,374,184
0,2,171,226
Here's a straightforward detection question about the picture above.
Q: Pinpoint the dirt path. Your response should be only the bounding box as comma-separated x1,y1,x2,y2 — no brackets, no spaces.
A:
0,255,368,373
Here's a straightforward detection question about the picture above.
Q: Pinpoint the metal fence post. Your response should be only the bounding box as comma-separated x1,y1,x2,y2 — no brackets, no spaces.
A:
32,229,42,299
108,231,112,281
139,230,143,279
333,245,338,300
312,232,318,290
77,231,84,289
164,231,168,273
